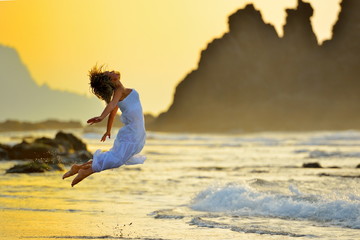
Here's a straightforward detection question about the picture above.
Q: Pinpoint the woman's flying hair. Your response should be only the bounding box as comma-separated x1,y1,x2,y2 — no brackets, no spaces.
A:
89,64,116,104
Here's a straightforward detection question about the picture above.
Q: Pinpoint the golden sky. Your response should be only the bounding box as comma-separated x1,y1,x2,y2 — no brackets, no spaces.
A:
0,0,341,115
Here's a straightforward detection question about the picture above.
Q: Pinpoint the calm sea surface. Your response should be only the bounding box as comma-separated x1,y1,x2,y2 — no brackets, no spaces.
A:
0,129,360,240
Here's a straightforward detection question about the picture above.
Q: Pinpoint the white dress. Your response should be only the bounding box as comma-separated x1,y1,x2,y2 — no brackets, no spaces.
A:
92,89,146,172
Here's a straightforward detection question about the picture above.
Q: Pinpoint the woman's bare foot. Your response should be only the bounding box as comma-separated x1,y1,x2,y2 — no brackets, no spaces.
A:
62,164,82,179
71,167,94,187
62,160,93,180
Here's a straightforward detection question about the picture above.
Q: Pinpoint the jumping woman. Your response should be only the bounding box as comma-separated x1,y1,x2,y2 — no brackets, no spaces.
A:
63,65,146,187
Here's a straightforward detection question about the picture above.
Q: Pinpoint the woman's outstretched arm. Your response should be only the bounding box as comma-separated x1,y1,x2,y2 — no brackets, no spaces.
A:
101,105,118,142
87,88,123,125
107,105,118,132
99,88,123,119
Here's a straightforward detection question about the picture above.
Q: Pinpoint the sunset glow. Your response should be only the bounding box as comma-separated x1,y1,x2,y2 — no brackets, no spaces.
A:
0,0,341,115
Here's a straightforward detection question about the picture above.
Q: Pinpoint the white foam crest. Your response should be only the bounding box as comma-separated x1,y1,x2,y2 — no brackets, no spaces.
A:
191,183,360,229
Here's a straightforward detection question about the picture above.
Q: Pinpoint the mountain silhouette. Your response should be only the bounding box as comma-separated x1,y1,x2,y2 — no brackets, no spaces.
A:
0,45,104,122
151,0,360,133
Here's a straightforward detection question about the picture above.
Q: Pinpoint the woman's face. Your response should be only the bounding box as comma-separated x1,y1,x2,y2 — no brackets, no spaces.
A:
105,70,120,81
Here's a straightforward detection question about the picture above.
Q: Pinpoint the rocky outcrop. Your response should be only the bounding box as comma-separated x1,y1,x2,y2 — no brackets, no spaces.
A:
54,131,87,152
2,131,93,173
6,161,64,174
0,143,11,160
9,140,60,160
303,162,322,168
151,0,360,133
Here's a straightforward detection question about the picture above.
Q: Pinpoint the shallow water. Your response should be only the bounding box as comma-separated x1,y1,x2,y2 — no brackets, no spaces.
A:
1,129,360,239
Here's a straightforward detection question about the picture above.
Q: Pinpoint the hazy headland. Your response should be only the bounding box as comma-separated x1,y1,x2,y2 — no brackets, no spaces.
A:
0,45,104,123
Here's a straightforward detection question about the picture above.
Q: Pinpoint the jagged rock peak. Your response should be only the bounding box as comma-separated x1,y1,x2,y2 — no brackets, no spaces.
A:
228,4,273,32
326,0,359,45
282,1,317,44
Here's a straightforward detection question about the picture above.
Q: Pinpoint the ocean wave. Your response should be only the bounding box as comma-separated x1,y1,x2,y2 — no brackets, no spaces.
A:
308,150,360,158
300,130,360,146
311,131,360,141
146,132,215,141
191,183,360,229
149,209,185,219
189,217,313,237
147,132,280,147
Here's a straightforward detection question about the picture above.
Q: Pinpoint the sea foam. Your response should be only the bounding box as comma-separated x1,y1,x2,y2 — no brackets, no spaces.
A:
191,183,360,229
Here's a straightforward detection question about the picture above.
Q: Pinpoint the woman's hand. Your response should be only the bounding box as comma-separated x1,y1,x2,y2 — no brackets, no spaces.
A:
101,132,111,142
87,116,103,125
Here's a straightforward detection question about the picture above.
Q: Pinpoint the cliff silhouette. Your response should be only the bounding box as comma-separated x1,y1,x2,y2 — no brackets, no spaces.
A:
0,45,105,122
151,0,360,133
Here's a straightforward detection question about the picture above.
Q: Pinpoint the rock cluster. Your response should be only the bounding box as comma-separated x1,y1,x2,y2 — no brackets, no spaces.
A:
1,131,92,173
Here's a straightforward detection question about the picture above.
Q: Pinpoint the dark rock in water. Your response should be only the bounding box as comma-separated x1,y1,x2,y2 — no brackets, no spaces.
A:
34,137,66,152
2,128,95,177
0,143,11,160
0,143,11,151
9,140,58,160
0,148,8,160
31,136,68,156
356,164,360,168
303,162,322,168
319,173,360,178
55,131,87,152
150,0,360,133
6,161,64,173
4,131,92,173
59,150,93,165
